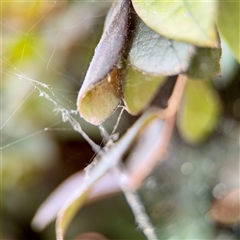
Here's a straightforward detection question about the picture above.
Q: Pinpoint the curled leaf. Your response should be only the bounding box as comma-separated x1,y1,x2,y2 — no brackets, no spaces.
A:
128,15,195,76
79,67,122,125
132,0,218,47
77,0,130,125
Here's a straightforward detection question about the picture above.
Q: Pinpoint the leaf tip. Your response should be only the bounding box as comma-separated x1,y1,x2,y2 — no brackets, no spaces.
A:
77,68,122,125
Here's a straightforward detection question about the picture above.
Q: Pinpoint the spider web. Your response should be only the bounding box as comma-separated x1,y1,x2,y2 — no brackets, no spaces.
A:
1,2,160,240
1,1,112,158
1,1,115,187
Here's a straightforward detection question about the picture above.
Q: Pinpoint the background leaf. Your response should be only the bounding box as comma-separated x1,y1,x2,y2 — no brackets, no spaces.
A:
139,124,239,239
32,171,120,231
217,1,240,63
186,47,221,80
210,188,240,226
77,0,130,125
132,0,218,47
128,15,194,76
123,66,166,114
177,80,221,144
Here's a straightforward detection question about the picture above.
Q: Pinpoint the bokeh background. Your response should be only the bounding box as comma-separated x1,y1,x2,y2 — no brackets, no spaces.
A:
2,1,240,239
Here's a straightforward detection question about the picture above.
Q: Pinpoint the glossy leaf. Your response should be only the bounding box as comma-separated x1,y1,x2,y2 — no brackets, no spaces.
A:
128,16,195,76
186,47,221,80
77,0,130,125
56,108,160,240
123,66,166,114
217,2,240,63
177,80,221,144
132,0,218,47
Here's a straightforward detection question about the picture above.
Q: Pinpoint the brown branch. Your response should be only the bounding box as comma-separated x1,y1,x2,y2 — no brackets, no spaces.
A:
128,74,188,189
159,73,188,119
128,115,175,189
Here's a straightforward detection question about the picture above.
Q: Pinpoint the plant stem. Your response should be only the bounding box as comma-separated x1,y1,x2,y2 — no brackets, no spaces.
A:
114,166,158,240
129,74,188,189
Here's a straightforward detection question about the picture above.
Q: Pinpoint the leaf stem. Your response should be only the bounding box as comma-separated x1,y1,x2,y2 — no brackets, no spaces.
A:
160,74,188,119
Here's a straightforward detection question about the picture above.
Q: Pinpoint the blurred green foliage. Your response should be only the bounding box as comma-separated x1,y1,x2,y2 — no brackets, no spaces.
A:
1,1,240,240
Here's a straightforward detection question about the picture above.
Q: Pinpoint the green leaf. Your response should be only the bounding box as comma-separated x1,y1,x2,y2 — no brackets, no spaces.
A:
77,0,130,125
123,66,166,114
128,16,195,76
56,108,160,240
217,1,240,63
132,0,218,47
186,47,221,80
177,80,221,144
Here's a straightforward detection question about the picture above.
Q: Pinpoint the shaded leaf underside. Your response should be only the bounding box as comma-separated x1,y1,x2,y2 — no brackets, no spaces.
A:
128,15,195,76
186,47,222,80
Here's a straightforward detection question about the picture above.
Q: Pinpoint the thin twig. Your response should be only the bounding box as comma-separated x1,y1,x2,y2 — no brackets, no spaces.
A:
114,167,158,240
